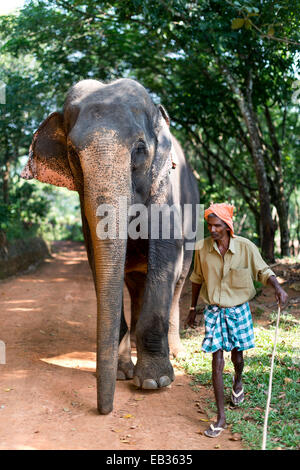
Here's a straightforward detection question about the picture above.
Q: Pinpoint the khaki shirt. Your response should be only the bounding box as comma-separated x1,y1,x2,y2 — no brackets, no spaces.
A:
190,236,275,307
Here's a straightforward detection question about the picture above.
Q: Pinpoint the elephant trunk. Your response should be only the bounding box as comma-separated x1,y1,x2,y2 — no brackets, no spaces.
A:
82,138,130,414
93,237,127,414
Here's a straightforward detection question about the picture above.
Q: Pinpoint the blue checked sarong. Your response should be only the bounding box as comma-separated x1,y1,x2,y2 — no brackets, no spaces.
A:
202,302,255,353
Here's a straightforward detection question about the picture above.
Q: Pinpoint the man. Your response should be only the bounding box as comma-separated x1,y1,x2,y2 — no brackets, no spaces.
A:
185,203,288,438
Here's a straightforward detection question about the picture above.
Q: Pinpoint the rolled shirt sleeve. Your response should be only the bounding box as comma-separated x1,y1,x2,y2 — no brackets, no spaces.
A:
250,243,276,285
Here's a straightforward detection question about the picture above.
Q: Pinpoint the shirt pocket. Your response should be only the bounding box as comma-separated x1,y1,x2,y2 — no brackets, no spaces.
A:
230,268,251,288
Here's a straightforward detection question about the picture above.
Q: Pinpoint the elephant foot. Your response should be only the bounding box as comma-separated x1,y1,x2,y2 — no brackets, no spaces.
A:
133,375,172,389
117,359,134,380
133,356,174,390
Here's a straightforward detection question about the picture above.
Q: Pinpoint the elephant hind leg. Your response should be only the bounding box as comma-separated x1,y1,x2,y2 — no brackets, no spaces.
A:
125,271,147,347
168,249,194,357
117,302,134,380
168,276,185,358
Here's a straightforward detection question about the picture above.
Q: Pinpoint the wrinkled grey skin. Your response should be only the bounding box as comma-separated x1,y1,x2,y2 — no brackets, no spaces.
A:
21,79,199,414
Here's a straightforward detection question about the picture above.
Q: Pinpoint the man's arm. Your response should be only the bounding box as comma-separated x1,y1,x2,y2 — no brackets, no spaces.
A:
267,275,288,307
185,282,202,328
249,243,288,307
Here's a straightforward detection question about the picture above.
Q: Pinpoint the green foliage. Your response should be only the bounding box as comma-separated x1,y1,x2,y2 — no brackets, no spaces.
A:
0,173,83,243
36,184,83,242
0,0,299,253
0,178,50,241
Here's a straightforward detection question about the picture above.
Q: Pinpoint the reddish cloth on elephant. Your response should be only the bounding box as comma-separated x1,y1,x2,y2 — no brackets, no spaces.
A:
204,203,235,237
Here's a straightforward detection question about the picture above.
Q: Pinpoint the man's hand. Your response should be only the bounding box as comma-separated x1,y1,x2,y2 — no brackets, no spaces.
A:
268,275,288,307
275,285,288,307
185,308,197,329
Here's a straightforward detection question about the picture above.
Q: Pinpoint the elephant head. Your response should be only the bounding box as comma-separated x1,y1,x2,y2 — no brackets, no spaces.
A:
21,79,174,414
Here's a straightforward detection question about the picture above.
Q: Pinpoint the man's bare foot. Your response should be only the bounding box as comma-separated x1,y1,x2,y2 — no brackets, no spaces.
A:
231,376,244,406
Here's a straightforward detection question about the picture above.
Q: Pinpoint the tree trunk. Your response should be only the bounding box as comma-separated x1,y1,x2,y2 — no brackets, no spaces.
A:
276,199,290,256
218,64,275,261
264,106,290,256
246,114,275,262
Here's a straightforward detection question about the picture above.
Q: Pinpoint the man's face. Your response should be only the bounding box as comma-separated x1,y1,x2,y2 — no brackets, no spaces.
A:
207,214,230,241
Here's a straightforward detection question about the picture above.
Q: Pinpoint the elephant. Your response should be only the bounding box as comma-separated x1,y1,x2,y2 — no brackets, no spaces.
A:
21,78,199,414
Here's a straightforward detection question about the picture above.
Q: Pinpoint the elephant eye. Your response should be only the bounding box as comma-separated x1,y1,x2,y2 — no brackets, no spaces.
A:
136,141,147,154
132,140,148,169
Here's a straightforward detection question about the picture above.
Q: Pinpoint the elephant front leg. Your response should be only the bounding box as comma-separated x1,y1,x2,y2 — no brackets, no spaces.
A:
133,274,177,390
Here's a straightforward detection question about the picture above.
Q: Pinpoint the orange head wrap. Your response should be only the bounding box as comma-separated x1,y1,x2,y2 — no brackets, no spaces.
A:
204,203,235,237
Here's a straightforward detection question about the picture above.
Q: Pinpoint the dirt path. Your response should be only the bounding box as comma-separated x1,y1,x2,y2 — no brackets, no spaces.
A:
0,241,246,450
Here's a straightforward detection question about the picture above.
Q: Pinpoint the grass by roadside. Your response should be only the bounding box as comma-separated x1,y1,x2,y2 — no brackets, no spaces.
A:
176,312,300,450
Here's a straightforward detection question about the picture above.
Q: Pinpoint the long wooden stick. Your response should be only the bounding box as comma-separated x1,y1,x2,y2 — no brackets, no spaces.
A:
262,304,281,450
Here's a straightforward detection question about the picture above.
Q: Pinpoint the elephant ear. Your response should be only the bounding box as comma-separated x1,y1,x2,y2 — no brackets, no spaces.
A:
150,104,173,203
21,112,77,191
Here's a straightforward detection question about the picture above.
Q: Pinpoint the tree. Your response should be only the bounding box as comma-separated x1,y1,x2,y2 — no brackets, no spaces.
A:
115,0,299,260
1,0,299,260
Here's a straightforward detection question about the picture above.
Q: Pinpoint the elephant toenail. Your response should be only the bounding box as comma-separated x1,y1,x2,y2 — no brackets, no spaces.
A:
159,376,171,387
142,379,158,389
133,376,141,387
